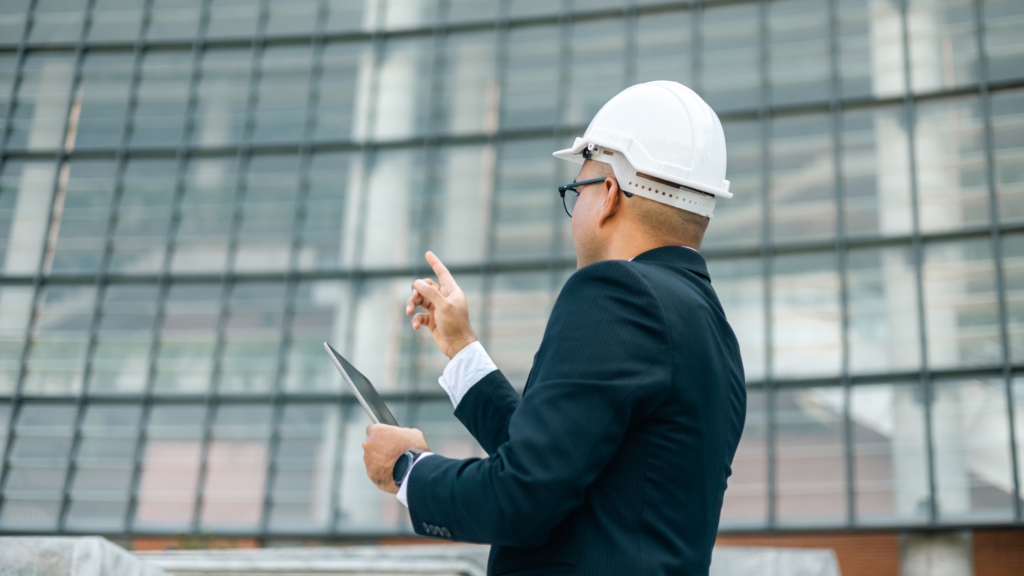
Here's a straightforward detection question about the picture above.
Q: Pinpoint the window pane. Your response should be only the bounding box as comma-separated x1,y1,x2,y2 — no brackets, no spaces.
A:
359,149,427,269
488,271,557,390
982,0,1024,83
1005,234,1024,363
775,386,847,525
493,139,558,262
372,37,433,140
131,50,192,148
703,120,762,250
502,26,560,130
432,144,492,266
770,114,836,244
992,89,1024,223
446,0,498,25
10,53,74,151
922,239,1000,369
284,281,350,393
235,155,300,273
772,253,841,378
51,160,117,274
720,389,767,528
701,3,761,113
932,378,1015,523
154,284,220,394
635,11,692,86
847,246,922,374
908,0,978,92
267,403,340,531
252,46,313,145
24,286,96,395
0,1,30,42
113,159,176,273
28,0,86,44
0,403,76,530
436,32,498,136
1013,378,1024,502
769,0,831,106
171,158,237,274
412,400,484,461
220,283,285,394
914,96,989,234
90,285,158,394
314,42,366,142
200,404,271,530
65,404,141,531
378,0,438,31
0,54,17,131
324,0,366,33
299,152,361,271
841,105,914,237
0,161,57,274
135,404,206,530
76,52,134,149
89,0,144,42
148,0,203,41
0,286,33,394
193,49,252,148
707,258,765,382
851,383,929,525
266,0,318,35
206,0,260,39
838,0,905,99
566,19,626,126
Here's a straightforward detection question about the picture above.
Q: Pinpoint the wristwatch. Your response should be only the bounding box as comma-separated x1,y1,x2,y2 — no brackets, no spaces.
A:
392,450,424,488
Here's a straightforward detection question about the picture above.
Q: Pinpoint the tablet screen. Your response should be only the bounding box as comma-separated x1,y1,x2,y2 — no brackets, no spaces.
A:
324,342,400,426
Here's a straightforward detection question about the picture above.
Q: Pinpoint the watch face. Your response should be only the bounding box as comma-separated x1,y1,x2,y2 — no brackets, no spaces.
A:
392,452,412,485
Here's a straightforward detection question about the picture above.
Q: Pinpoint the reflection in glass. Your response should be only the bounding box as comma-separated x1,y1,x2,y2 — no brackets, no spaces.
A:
436,32,498,136
0,1,30,42
770,114,835,243
566,19,625,126
492,140,558,262
360,149,426,269
285,281,350,393
28,0,86,44
838,0,904,99
502,26,560,130
206,0,261,39
252,46,313,144
0,403,76,530
847,246,921,374
267,403,339,531
922,240,1000,369
219,283,286,394
932,379,1015,522
775,387,846,524
90,285,159,394
171,158,236,273
0,286,33,394
1004,235,1024,363
337,402,409,532
113,160,176,273
984,0,1024,82
24,286,96,395
9,53,74,151
433,145,492,266
147,0,203,41
769,0,831,106
707,258,765,382
131,50,192,147
907,0,978,92
76,52,134,149
50,161,116,274
841,105,913,237
314,42,366,141
720,389,767,528
135,405,206,530
371,37,433,140
488,272,557,389
635,11,692,86
89,0,145,42
991,89,1024,222
154,284,221,394
703,120,762,250
267,0,319,35
66,404,141,531
771,253,841,378
701,3,761,112
914,96,989,233
851,383,929,524
1013,379,1024,504
235,156,300,273
300,152,361,270
192,49,252,147
0,161,57,274
200,404,272,531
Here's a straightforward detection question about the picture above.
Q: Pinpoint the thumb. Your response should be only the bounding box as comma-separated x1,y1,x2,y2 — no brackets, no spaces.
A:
414,279,448,309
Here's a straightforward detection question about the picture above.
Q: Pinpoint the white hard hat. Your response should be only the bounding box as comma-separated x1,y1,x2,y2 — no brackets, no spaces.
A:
553,81,730,218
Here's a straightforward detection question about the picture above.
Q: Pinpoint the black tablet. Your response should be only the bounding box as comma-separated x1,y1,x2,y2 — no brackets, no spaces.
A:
323,342,400,426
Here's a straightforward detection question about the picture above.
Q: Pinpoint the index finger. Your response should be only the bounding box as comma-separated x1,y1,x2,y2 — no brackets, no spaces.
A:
425,251,456,287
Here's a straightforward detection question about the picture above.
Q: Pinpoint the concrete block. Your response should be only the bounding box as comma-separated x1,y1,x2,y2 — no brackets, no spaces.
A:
0,536,170,576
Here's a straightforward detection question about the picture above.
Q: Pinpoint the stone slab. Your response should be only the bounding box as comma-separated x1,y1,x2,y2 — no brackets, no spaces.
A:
0,536,170,576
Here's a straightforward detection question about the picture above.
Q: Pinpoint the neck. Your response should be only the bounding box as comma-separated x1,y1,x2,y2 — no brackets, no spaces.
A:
603,230,699,262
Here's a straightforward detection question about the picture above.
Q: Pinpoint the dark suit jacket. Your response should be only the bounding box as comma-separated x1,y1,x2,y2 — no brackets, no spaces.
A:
408,247,746,575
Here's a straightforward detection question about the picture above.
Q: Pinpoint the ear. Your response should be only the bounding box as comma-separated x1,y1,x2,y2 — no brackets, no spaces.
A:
596,177,622,228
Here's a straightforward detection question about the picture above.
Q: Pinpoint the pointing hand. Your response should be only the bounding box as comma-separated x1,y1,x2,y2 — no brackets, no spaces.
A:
405,251,477,359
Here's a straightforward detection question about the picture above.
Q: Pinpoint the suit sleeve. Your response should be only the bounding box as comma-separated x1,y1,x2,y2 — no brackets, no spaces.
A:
453,369,521,455
407,261,672,546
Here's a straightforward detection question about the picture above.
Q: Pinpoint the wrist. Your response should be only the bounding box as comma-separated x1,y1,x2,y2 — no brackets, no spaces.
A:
446,336,477,359
392,450,425,488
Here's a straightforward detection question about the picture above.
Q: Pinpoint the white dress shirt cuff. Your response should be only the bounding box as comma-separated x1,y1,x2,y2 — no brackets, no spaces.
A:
437,341,498,408
396,452,432,507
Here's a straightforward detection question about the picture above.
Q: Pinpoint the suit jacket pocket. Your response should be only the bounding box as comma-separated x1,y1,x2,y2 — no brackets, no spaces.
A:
495,562,576,576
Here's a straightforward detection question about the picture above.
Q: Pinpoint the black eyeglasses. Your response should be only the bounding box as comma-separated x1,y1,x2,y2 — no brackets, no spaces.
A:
557,178,633,217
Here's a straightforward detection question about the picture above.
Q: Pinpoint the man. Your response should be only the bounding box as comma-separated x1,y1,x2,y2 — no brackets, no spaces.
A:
362,81,746,575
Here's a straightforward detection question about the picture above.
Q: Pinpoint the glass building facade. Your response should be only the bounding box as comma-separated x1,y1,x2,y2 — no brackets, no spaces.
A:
0,0,1021,539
